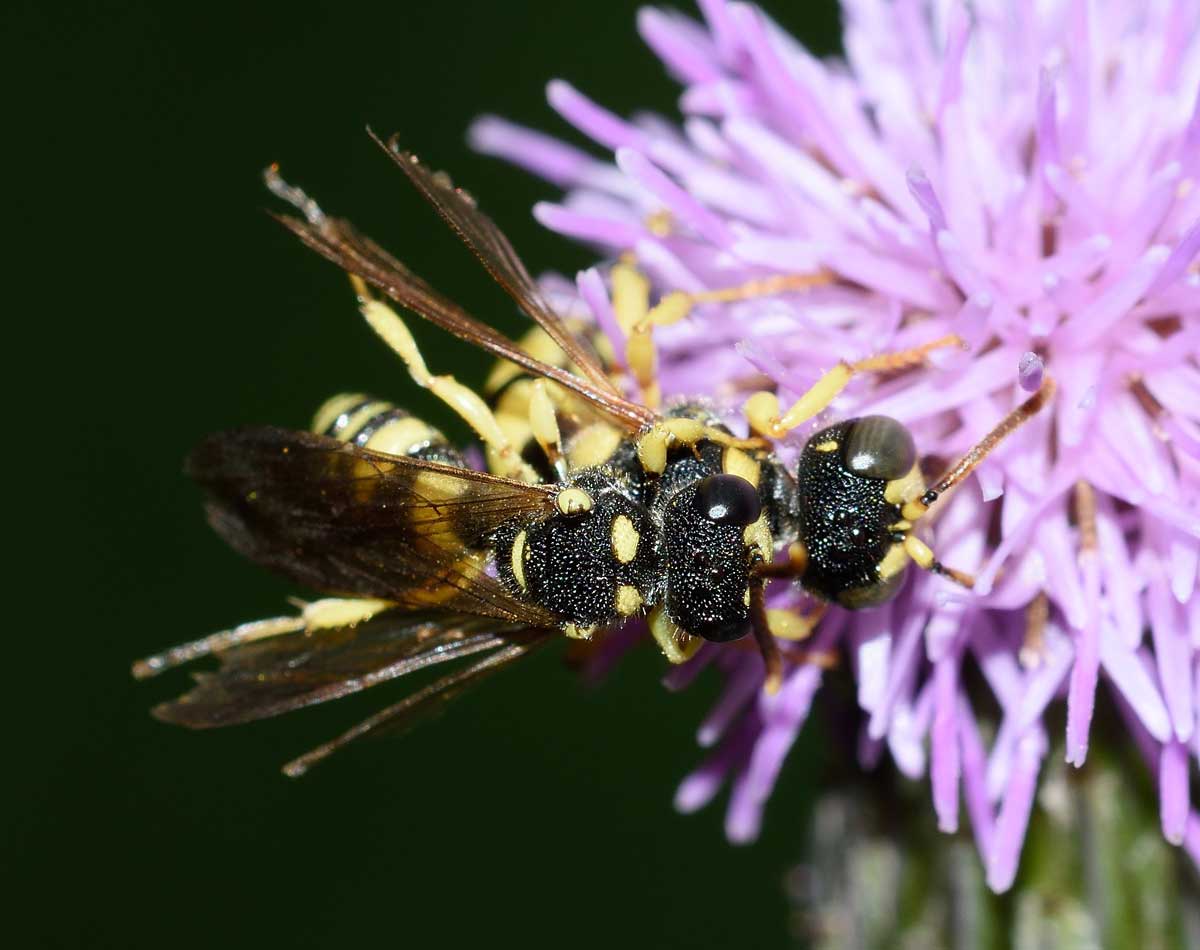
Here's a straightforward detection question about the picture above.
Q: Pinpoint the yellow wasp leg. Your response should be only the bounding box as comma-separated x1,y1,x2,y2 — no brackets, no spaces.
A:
615,264,837,413
611,260,661,409
131,597,393,679
528,380,568,480
744,335,966,439
648,606,703,664
350,276,538,482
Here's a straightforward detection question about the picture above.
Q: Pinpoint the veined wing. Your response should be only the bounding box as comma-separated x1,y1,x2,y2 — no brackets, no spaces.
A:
188,426,558,625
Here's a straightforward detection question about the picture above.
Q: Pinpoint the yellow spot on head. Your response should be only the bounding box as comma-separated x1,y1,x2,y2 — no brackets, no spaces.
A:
814,440,839,453
611,515,640,564
511,530,528,591
555,487,593,516
615,584,644,616
884,462,926,505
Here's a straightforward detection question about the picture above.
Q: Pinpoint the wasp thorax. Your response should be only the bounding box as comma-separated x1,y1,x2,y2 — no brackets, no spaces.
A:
797,418,916,609
494,469,660,628
660,474,763,643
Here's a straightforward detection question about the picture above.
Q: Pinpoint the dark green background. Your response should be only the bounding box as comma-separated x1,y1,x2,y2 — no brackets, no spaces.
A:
10,2,841,948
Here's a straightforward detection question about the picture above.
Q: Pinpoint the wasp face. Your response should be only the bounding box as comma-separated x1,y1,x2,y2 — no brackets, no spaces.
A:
796,416,920,609
660,473,765,642
494,469,661,629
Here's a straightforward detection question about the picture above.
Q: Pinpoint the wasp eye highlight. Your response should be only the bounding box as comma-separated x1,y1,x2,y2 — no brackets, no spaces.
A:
695,474,762,526
842,415,917,480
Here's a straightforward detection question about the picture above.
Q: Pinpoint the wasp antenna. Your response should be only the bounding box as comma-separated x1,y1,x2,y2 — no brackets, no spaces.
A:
263,163,327,227
749,581,784,695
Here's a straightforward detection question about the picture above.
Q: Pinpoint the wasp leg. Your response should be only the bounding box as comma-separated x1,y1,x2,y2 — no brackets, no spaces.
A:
901,534,976,589
610,260,661,409
754,542,809,580
614,262,835,412
749,580,785,695
528,379,569,480
350,276,538,482
744,335,967,439
765,602,827,641
901,377,1055,520
131,597,393,679
648,605,703,664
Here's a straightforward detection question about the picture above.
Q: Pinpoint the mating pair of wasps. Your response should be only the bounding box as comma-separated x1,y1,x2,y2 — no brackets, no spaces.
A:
135,132,1051,776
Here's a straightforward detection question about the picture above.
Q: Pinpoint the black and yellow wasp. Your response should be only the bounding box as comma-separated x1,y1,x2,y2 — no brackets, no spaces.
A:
135,133,1052,776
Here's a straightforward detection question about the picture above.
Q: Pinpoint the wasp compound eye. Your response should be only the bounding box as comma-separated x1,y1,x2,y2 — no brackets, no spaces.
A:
694,473,762,526
842,415,917,480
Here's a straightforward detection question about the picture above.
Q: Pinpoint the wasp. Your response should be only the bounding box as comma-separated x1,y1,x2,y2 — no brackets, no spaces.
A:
135,132,1052,776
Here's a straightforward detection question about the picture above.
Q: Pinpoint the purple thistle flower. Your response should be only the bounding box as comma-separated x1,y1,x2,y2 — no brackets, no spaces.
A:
470,0,1200,892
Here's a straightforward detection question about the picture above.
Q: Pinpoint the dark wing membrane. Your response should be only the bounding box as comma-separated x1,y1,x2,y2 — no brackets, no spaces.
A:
272,210,655,432
374,132,621,397
152,609,549,729
282,637,549,777
188,427,558,625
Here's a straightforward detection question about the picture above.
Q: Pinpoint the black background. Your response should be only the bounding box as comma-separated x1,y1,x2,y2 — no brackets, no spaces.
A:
8,1,845,948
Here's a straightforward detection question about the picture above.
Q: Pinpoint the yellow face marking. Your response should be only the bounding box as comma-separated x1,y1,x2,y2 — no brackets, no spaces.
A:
814,440,839,453
721,446,761,488
611,515,640,564
555,488,594,516
743,587,751,607
562,622,597,640
885,462,926,505
615,584,644,616
511,530,528,591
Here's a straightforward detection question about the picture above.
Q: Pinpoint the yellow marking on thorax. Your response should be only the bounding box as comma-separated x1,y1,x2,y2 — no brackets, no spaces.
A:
555,487,594,516
721,446,762,488
511,529,528,591
563,622,597,640
611,515,640,564
884,462,926,505
363,416,437,457
567,423,623,469
814,440,839,453
615,584,644,616
312,393,370,435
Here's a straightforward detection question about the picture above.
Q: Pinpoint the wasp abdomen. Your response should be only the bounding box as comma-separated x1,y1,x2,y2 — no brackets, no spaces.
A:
313,393,465,467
